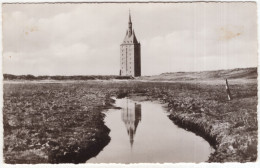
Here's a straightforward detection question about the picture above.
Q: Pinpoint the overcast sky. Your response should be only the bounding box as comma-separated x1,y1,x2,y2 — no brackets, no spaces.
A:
2,2,258,76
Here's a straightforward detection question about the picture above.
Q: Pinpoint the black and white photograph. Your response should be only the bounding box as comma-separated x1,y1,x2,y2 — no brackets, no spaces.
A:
1,0,259,166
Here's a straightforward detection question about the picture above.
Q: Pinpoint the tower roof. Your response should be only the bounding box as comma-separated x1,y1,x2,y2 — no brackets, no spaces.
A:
129,10,132,23
123,30,138,44
132,30,138,43
122,11,139,44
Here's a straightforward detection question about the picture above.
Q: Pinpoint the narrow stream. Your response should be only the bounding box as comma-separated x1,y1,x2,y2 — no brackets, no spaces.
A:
87,97,213,163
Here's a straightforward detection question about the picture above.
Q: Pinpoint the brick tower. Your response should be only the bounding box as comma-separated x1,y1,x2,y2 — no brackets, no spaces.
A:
120,11,141,77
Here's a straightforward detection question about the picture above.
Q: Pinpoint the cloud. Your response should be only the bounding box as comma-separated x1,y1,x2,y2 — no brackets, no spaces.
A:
2,2,258,75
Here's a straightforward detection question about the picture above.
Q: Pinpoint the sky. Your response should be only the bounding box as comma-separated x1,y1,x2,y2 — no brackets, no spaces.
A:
2,2,258,76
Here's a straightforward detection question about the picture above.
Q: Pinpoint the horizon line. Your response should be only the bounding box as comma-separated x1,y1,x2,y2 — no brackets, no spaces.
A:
3,66,257,77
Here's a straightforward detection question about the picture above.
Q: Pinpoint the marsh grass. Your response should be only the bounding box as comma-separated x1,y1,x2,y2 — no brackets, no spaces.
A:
3,78,257,163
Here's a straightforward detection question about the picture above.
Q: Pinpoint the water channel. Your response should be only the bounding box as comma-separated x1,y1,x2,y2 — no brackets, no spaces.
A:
87,97,213,163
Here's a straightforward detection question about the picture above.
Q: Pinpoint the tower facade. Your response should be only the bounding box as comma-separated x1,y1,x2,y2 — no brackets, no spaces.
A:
121,100,142,147
120,12,141,77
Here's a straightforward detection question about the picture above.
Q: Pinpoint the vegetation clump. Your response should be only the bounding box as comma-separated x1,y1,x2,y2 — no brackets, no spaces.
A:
3,74,133,81
3,68,257,163
3,82,115,163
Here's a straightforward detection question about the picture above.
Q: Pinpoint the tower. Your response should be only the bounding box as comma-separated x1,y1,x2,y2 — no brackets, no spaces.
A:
121,100,142,148
120,11,141,77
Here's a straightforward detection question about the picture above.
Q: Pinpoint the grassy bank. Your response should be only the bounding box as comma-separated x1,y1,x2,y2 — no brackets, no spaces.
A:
3,72,257,163
152,82,257,162
139,67,257,81
114,79,257,162
3,82,117,163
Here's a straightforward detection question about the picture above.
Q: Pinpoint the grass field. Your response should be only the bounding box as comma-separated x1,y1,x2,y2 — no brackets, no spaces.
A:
3,67,258,163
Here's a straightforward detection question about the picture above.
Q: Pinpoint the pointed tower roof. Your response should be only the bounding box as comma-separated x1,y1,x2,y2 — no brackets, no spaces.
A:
122,11,139,44
129,9,132,23
132,30,138,43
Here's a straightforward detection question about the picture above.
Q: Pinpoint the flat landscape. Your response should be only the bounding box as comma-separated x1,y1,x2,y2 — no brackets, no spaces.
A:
3,67,257,163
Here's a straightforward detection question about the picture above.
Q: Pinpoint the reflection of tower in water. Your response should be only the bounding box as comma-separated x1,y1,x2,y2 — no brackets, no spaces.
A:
121,100,142,147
